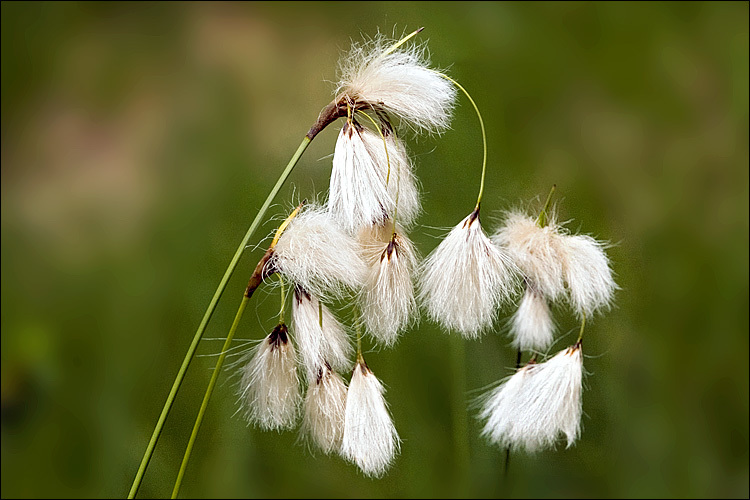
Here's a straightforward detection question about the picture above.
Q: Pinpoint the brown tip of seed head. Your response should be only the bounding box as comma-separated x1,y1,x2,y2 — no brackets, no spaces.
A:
269,323,289,347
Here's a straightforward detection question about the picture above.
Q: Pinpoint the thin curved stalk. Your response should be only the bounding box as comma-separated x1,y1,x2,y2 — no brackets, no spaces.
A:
436,73,488,209
171,295,250,498
127,137,310,499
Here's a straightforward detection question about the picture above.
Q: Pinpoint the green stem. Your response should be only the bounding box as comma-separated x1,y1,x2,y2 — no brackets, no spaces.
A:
127,137,311,499
536,184,557,228
438,74,488,209
171,296,250,498
449,334,471,496
577,313,586,344
278,274,286,324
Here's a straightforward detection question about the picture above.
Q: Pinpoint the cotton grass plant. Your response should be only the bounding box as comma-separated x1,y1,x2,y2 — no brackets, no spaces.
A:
127,27,617,498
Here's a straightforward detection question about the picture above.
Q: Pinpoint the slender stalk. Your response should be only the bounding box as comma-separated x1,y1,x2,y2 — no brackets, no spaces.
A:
536,184,557,228
437,73,488,209
171,201,304,497
576,313,586,344
278,274,286,324
128,138,311,499
171,295,250,498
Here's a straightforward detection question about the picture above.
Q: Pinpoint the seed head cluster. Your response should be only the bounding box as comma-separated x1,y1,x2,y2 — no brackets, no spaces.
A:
237,29,617,479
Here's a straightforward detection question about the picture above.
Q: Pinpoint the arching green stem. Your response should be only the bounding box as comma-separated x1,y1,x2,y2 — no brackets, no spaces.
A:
171,295,250,498
437,73,488,210
127,137,311,499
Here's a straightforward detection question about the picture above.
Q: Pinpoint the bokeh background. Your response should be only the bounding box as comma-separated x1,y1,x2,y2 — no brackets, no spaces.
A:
2,2,748,498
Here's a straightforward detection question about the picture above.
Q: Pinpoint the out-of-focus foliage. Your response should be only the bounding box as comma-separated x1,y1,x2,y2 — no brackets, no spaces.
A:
1,2,747,498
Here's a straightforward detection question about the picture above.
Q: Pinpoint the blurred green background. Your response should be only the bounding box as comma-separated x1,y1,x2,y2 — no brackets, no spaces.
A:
2,1,748,498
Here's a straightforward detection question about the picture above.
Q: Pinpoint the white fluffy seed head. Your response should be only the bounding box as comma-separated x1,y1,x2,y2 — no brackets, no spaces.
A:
238,324,301,431
336,35,457,135
272,203,367,300
301,363,349,455
479,342,584,452
341,360,400,478
492,210,566,301
363,129,422,229
560,234,617,318
291,287,353,381
510,285,555,352
419,209,520,338
329,121,394,234
360,230,418,346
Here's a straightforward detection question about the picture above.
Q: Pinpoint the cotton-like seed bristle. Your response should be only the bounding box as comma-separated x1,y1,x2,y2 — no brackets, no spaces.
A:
560,234,616,318
361,130,421,229
272,203,367,300
291,288,353,381
238,324,301,431
419,210,520,338
478,342,583,452
341,361,400,478
301,364,348,454
329,122,394,234
360,231,418,346
510,285,555,351
492,210,566,301
336,36,457,135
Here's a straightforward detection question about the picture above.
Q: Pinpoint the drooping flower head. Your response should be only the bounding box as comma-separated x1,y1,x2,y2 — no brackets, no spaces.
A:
359,226,418,346
493,205,616,350
238,323,301,431
493,209,566,301
420,207,519,338
560,234,617,318
341,358,400,478
301,362,349,455
291,286,353,381
271,203,367,300
509,285,555,351
478,341,583,452
336,32,457,135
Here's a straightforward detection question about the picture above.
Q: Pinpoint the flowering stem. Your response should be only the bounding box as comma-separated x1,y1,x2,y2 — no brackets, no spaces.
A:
278,274,286,324
536,184,557,228
171,294,250,498
437,74,487,210
128,140,309,499
577,313,586,343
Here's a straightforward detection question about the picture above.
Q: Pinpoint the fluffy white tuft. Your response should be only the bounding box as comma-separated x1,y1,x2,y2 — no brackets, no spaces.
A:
510,285,555,351
362,129,422,229
478,342,583,452
341,360,400,478
560,234,616,318
301,363,348,454
238,324,301,431
329,122,394,234
291,287,353,381
419,210,519,338
359,230,418,346
272,203,367,300
492,210,566,301
337,36,457,135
